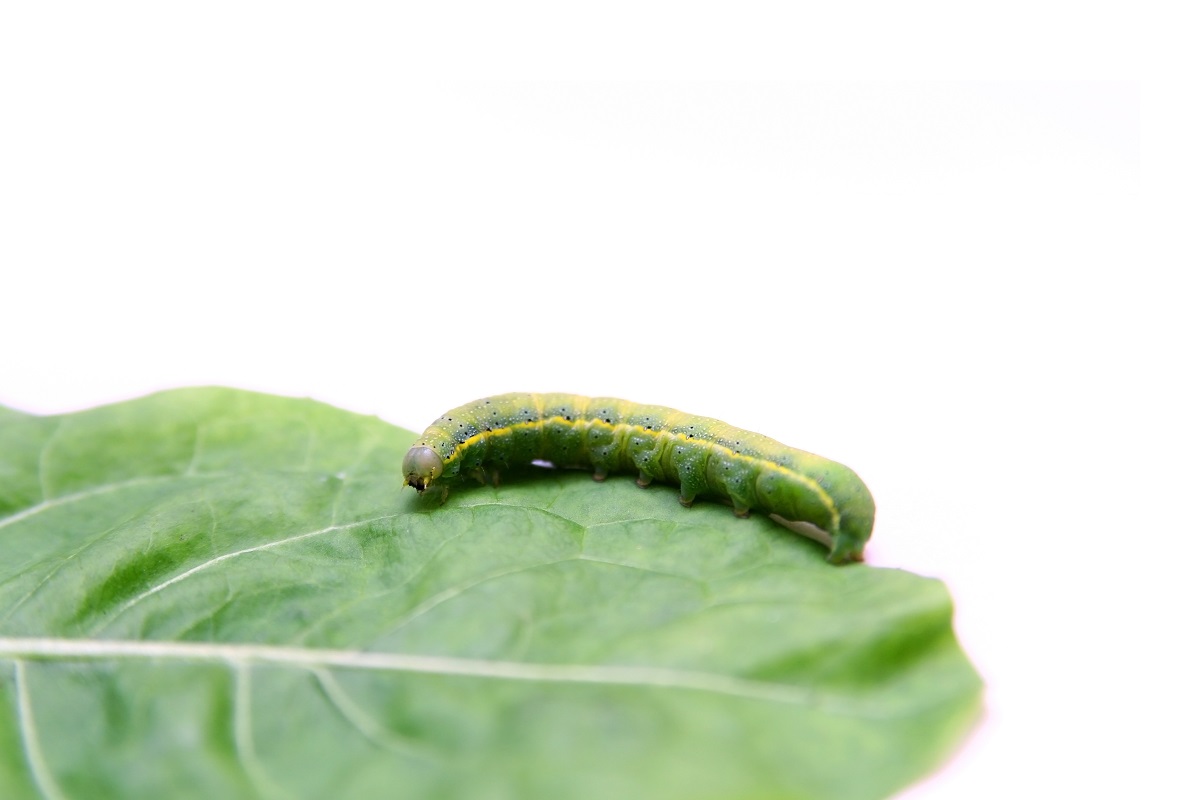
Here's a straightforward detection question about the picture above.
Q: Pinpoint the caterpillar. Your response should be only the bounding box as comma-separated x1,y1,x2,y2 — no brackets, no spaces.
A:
402,393,875,564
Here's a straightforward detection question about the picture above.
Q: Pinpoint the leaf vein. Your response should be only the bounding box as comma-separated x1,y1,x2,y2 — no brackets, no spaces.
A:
35,420,65,503
98,514,399,629
0,636,872,715
12,660,67,800
385,557,577,634
0,474,215,532
310,667,443,762
233,663,290,800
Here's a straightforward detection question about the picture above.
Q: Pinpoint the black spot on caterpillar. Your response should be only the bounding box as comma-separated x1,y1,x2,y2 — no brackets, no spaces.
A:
402,393,875,564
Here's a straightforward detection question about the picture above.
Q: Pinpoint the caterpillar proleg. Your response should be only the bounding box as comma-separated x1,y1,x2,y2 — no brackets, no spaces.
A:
402,393,875,564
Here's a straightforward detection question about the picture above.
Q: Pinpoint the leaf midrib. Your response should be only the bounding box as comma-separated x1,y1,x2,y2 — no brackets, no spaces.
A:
0,635,884,717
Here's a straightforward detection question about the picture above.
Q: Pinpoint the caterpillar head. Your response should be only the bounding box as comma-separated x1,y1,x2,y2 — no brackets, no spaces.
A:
402,445,444,492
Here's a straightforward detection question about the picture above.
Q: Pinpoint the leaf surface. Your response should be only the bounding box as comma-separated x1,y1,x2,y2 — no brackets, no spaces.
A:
0,389,981,800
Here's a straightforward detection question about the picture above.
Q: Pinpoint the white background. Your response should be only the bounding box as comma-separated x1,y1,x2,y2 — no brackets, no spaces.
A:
1,3,1193,798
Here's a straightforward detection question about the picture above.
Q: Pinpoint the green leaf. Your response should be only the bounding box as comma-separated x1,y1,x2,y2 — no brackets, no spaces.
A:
0,388,981,800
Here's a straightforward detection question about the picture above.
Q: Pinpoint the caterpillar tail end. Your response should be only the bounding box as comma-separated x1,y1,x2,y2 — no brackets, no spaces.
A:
827,534,867,565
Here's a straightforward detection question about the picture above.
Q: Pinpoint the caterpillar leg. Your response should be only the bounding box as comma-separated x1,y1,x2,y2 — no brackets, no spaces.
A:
636,471,653,488
727,481,755,519
469,468,489,486
592,469,607,482
422,483,450,504
409,480,450,505
677,472,704,509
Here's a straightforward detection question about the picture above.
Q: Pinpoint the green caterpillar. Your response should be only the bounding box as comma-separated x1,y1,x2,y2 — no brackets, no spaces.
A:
402,393,875,564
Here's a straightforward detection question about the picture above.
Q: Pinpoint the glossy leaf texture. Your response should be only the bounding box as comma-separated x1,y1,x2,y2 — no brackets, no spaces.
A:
0,389,982,800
